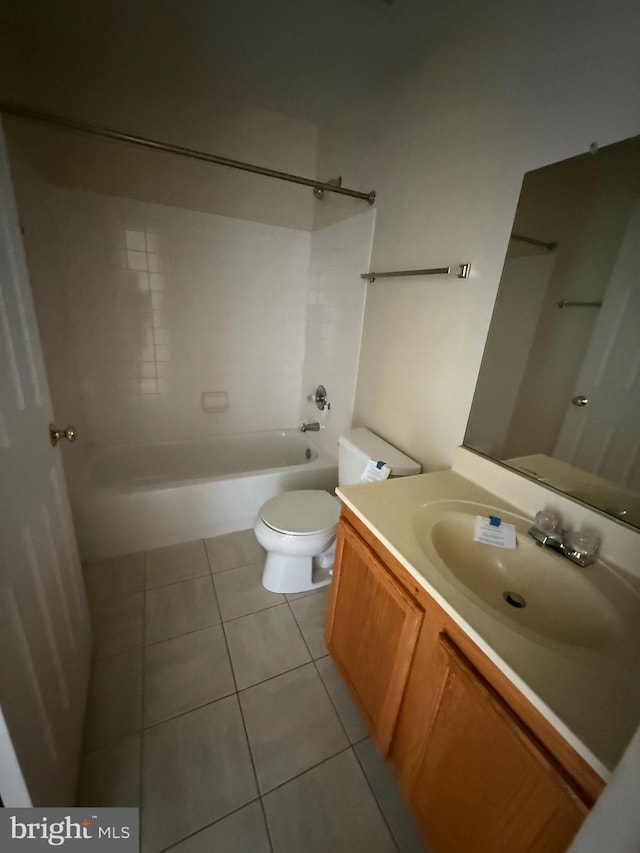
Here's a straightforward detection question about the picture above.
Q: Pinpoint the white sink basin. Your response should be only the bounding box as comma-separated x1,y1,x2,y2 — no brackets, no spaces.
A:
412,501,622,647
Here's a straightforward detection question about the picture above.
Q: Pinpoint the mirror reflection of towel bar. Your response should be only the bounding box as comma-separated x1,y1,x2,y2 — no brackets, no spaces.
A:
557,300,603,309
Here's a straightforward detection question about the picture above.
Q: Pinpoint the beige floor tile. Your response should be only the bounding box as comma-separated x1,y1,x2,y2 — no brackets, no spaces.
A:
355,738,428,852
205,530,265,573
144,626,235,727
142,697,257,853
146,540,209,589
145,576,220,644
315,655,369,744
213,562,284,621
285,583,330,602
224,604,311,689
92,592,144,661
84,553,145,605
240,663,348,793
165,801,270,853
85,650,143,751
78,735,141,807
289,588,330,658
262,749,397,853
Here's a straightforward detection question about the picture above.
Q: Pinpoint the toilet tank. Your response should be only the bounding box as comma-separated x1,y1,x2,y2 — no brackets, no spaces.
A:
338,427,421,486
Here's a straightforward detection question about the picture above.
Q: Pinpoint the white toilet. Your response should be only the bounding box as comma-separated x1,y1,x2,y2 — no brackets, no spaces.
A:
255,427,421,593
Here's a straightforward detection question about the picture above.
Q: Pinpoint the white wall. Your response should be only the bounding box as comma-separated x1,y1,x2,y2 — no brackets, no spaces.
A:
18,184,311,446
300,210,375,455
313,0,640,473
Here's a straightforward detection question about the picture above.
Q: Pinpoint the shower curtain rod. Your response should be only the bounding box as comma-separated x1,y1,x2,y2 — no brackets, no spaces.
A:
0,102,376,205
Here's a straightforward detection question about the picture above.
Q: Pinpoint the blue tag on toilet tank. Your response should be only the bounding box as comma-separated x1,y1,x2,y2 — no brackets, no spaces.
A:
489,515,501,527
361,459,392,483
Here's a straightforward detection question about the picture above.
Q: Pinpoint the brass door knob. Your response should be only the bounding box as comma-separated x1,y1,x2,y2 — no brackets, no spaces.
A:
50,423,78,447
571,395,589,407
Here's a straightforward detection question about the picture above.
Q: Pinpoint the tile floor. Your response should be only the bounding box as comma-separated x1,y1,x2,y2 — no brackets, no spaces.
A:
80,530,428,853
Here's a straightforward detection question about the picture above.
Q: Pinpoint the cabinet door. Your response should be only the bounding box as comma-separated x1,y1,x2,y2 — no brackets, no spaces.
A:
410,635,587,853
325,520,423,754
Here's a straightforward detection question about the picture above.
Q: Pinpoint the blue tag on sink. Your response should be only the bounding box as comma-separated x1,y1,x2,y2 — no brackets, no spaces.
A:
489,515,501,527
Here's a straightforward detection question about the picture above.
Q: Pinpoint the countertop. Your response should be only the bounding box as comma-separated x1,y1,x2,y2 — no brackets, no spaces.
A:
337,470,640,780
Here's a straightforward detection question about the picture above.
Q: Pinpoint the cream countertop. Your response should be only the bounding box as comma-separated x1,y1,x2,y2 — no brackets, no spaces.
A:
336,470,640,781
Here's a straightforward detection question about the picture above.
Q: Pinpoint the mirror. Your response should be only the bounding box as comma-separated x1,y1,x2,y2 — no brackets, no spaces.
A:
465,134,640,529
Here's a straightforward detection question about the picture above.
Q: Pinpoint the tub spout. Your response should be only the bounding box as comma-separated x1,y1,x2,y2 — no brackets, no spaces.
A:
300,422,320,432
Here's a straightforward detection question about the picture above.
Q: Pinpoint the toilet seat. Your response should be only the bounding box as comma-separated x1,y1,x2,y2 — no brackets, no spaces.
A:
259,490,340,535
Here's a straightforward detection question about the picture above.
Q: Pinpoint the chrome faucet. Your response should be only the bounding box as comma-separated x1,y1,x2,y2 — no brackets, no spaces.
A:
528,511,599,567
300,422,320,432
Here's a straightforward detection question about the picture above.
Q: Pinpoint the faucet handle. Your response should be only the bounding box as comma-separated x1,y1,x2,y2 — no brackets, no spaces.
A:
563,531,600,564
534,510,561,535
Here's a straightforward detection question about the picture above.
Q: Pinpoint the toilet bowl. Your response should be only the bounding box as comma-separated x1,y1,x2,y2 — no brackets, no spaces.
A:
255,427,421,594
255,490,340,594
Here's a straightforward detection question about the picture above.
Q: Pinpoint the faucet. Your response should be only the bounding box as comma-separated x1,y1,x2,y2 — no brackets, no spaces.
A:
300,422,320,432
528,510,599,567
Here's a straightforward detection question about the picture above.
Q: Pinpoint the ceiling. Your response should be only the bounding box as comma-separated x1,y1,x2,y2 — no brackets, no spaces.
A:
0,0,435,122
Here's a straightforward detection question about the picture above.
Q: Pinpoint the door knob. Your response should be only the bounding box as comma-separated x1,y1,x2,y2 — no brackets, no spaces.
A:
571,395,589,407
49,423,78,447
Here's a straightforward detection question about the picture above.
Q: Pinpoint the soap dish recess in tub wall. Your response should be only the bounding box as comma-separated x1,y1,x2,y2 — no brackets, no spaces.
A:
202,391,229,412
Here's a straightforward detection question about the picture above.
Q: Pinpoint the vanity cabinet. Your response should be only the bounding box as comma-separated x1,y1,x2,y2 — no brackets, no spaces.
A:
325,508,604,853
409,634,586,852
325,517,424,754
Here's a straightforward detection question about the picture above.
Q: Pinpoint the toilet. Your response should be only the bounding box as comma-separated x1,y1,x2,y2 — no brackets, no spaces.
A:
255,427,421,594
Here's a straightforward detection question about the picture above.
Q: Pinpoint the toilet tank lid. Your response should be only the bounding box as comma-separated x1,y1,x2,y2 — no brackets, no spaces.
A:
339,428,421,476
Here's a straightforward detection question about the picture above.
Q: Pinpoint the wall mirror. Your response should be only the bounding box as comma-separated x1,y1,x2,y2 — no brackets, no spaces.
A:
464,134,640,530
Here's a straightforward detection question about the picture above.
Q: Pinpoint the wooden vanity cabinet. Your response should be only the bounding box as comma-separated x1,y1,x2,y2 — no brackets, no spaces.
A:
409,634,587,852
325,516,424,754
326,508,604,853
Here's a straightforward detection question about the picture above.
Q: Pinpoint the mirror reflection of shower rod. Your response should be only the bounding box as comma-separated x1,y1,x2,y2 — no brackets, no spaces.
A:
0,102,376,206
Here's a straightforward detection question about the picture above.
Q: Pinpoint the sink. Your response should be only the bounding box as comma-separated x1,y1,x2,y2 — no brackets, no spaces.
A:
412,501,621,647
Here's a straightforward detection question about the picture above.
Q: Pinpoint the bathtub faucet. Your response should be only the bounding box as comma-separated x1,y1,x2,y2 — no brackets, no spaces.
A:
300,422,320,432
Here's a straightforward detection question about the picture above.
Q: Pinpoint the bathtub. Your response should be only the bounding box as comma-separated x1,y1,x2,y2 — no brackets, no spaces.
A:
72,430,338,561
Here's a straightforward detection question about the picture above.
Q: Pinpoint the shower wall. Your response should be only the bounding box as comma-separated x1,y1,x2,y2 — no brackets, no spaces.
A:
20,185,311,446
300,210,375,455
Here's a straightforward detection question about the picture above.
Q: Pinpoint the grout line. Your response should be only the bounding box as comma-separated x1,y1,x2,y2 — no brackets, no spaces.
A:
260,744,354,799
236,659,315,695
208,557,267,578
143,619,224,649
224,623,269,846
141,690,238,733
257,796,275,853
352,742,403,853
155,798,265,853
312,656,353,746
284,597,316,662
144,569,211,594
219,599,287,626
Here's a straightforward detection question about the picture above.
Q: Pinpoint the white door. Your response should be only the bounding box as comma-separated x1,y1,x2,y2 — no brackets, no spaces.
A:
555,201,640,490
0,122,91,806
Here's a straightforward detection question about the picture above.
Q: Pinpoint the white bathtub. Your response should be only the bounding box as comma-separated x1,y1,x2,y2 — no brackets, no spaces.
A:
72,430,338,560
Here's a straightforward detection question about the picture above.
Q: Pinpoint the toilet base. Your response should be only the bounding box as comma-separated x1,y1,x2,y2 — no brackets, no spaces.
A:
262,551,333,594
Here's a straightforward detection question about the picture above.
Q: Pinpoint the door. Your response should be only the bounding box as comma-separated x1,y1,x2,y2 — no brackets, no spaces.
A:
555,201,640,489
410,635,587,853
0,121,91,806
325,519,423,754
